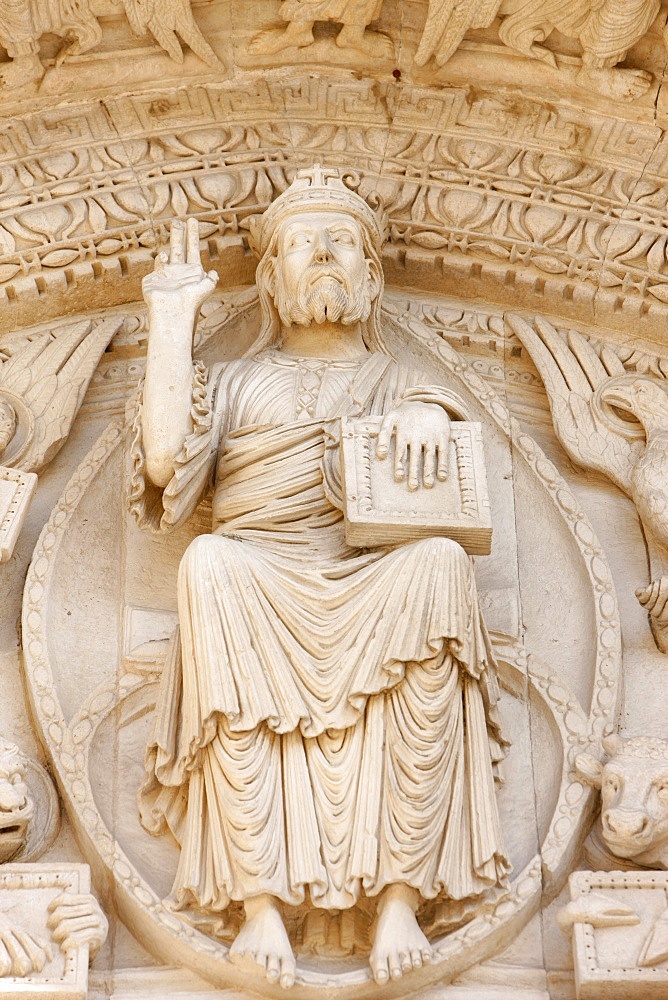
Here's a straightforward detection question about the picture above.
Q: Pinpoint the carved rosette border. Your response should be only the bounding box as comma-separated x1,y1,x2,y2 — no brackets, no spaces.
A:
21,306,621,994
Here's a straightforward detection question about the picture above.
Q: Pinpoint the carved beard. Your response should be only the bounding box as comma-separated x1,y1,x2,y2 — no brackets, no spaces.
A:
273,263,372,327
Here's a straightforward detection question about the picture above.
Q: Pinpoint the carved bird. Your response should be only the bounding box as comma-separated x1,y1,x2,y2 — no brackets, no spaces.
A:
414,0,502,67
120,0,222,67
507,314,668,653
0,316,122,474
413,0,656,103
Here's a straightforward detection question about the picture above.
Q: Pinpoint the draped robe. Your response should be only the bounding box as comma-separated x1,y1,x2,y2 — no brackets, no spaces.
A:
499,0,659,67
131,348,510,917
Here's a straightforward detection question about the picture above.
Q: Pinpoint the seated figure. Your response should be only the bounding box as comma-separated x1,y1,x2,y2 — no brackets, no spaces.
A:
131,166,509,989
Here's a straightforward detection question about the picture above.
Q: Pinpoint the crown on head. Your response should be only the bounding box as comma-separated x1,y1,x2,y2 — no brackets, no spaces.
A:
248,164,388,258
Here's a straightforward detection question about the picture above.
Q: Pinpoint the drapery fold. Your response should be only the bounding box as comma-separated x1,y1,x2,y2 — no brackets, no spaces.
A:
135,351,510,915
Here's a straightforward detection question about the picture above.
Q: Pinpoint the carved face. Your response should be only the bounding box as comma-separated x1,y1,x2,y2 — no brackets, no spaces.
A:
599,755,668,868
269,211,377,328
0,744,33,863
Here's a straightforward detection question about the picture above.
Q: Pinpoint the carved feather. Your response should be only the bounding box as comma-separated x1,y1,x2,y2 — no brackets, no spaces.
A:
0,316,122,473
507,314,639,494
414,0,502,68
121,0,221,67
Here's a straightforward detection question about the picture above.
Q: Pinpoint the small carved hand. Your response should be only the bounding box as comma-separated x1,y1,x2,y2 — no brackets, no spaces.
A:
47,893,108,959
0,910,52,977
142,218,218,323
376,402,451,490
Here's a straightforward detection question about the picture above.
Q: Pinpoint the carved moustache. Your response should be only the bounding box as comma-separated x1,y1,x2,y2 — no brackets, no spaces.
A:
299,264,353,324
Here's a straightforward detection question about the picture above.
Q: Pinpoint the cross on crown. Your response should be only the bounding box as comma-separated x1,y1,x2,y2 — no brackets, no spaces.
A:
248,163,388,257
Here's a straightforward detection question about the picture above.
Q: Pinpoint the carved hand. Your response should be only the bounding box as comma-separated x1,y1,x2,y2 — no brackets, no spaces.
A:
376,402,451,490
143,218,218,325
0,910,52,977
47,892,108,959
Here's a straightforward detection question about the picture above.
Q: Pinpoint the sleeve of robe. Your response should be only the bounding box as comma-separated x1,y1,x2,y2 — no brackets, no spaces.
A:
127,360,229,533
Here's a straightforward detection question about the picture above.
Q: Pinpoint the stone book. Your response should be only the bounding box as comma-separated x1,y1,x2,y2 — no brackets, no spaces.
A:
0,467,37,563
341,416,493,553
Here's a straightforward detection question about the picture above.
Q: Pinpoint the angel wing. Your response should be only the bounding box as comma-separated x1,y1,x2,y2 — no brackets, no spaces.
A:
414,0,502,68
0,316,122,473
121,0,221,68
506,314,642,496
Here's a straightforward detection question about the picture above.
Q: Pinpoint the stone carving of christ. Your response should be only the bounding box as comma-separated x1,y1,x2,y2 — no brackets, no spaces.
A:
130,166,509,990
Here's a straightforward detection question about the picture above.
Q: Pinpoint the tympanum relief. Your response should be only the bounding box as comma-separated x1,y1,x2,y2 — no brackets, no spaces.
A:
16,162,639,1000
2,4,668,994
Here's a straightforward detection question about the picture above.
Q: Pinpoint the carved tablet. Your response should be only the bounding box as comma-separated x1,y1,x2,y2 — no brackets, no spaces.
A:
0,863,91,999
0,467,37,563
341,417,493,553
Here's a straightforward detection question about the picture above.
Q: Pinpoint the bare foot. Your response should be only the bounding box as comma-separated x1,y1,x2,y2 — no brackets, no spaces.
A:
336,25,394,59
248,23,314,55
577,66,652,102
230,894,296,989
369,884,432,985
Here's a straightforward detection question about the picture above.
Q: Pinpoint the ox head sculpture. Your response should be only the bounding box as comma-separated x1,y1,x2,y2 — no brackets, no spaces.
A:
576,735,668,869
0,740,33,863
0,739,59,865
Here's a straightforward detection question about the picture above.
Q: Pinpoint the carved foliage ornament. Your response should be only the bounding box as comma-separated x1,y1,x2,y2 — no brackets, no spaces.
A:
2,78,668,337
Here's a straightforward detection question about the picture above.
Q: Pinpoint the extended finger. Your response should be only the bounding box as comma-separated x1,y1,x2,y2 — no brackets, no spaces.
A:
376,414,396,459
423,443,436,487
153,249,169,275
48,904,93,929
50,915,99,947
394,433,407,481
49,894,91,909
15,930,47,973
2,931,31,977
407,441,420,491
186,217,201,266
437,436,450,480
169,219,186,264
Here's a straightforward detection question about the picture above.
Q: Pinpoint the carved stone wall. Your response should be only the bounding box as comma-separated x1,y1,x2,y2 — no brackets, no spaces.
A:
1,4,668,1000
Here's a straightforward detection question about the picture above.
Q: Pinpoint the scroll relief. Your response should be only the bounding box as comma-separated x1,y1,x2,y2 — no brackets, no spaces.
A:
129,164,510,990
0,318,121,561
509,314,668,655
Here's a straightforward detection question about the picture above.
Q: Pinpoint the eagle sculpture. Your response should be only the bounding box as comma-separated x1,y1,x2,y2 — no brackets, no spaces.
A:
414,0,660,102
508,313,668,654
0,0,221,88
0,316,122,473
